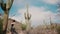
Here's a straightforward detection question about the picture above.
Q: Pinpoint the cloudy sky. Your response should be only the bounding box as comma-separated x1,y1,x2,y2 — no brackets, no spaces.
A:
0,0,60,27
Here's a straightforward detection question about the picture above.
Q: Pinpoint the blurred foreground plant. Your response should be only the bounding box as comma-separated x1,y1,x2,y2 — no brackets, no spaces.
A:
56,26,60,34
0,18,3,34
0,0,14,34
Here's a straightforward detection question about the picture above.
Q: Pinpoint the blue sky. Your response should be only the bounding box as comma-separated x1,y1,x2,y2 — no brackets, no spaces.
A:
0,0,60,27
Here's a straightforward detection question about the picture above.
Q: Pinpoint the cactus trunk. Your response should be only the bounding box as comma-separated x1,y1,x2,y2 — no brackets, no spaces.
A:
3,11,9,34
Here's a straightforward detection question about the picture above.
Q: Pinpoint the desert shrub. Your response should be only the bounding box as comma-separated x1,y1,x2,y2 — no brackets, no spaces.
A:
56,26,60,34
21,24,27,30
0,18,3,34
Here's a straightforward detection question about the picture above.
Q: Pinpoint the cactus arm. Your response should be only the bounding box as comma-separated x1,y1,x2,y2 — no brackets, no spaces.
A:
6,0,14,10
9,0,14,9
1,0,6,11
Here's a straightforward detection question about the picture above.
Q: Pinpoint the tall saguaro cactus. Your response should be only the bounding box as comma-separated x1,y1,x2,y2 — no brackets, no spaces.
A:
0,0,14,34
24,4,31,32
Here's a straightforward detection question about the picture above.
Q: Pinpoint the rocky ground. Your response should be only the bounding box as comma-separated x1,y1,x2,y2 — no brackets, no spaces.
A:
29,29,57,34
7,29,58,34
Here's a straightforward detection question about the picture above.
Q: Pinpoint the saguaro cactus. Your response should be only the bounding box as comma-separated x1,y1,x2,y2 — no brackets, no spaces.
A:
24,4,31,32
0,0,14,34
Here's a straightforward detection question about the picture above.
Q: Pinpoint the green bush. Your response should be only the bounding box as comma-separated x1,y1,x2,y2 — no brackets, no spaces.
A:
0,18,3,34
56,26,60,34
21,24,27,30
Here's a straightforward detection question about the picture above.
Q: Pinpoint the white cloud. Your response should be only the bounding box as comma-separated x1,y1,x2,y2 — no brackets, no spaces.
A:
10,6,57,27
41,0,58,4
13,0,26,6
13,0,29,5
14,0,24,4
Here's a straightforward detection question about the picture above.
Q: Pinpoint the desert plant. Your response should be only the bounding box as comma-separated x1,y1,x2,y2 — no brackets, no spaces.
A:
56,26,60,34
0,0,14,34
21,24,27,30
0,18,3,34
